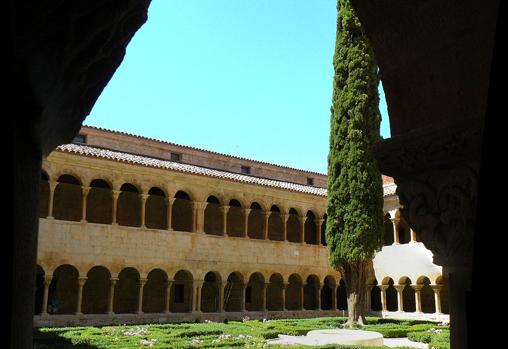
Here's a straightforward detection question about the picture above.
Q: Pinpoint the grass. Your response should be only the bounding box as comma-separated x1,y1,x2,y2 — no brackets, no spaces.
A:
33,316,450,348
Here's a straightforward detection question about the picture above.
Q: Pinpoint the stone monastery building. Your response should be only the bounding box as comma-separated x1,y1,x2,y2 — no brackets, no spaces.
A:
34,125,449,327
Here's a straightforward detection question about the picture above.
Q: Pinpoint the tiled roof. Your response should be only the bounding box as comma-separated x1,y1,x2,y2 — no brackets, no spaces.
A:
82,125,327,177
55,143,397,198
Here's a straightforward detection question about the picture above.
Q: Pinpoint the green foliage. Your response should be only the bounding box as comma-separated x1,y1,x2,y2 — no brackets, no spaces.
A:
326,0,384,267
33,317,449,349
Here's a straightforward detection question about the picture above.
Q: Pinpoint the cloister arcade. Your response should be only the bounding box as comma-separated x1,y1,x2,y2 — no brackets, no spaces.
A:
34,264,448,317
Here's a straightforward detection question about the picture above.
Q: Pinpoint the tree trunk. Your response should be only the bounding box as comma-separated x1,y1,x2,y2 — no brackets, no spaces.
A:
340,260,368,326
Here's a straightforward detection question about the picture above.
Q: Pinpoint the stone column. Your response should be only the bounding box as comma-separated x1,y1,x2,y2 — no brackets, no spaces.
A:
218,282,225,312
108,277,119,315
47,180,57,218
331,284,337,311
380,285,388,311
300,283,305,310
410,228,417,243
221,205,230,235
112,190,120,225
41,275,53,316
262,282,268,311
140,194,148,228
391,217,400,244
75,276,88,314
194,202,205,233
299,215,305,243
241,283,247,312
137,278,147,314
316,219,324,245
263,211,270,240
282,282,288,311
366,285,373,311
193,280,204,312
80,186,90,223
282,213,288,241
166,198,174,230
165,279,173,313
432,285,443,314
316,283,322,310
243,208,251,237
395,285,404,312
412,284,423,313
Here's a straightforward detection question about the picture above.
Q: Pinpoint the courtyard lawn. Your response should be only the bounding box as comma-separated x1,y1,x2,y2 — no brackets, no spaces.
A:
33,316,449,349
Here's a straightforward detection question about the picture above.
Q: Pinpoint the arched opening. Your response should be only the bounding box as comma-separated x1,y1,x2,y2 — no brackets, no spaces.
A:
145,187,167,229
417,276,435,313
436,276,449,314
400,277,415,312
370,279,382,311
143,269,167,313
172,191,193,232
383,213,394,246
396,211,411,244
321,214,327,246
321,276,335,310
384,278,398,311
48,264,79,314
266,273,284,311
117,183,141,227
82,266,110,314
87,179,112,224
171,270,193,313
224,272,244,312
337,279,348,310
38,171,50,218
304,211,317,245
34,265,45,314
53,175,82,221
114,267,140,313
286,208,301,243
304,275,319,310
248,202,264,239
227,199,244,237
268,205,283,241
246,273,265,311
201,271,221,313
204,196,223,235
286,274,302,310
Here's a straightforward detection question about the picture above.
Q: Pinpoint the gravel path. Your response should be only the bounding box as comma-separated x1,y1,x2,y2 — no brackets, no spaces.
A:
383,337,429,348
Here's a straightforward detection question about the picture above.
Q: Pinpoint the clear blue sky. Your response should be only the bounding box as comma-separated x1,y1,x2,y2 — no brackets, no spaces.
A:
85,0,390,174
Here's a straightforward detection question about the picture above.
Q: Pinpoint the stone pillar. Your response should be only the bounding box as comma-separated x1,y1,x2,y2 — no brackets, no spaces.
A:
221,205,230,235
316,283,322,310
218,282,225,312
300,283,305,310
282,213,288,241
391,217,400,244
262,282,268,311
193,280,204,312
140,194,148,228
194,201,205,233
243,208,251,237
165,279,173,313
41,275,53,315
410,228,417,243
331,284,337,311
112,190,120,225
80,186,90,223
47,180,57,218
366,285,373,311
395,285,404,312
108,277,119,315
299,215,305,243
75,276,88,314
380,285,388,311
166,198,174,230
412,284,423,313
431,285,443,314
316,219,324,245
241,283,247,311
282,282,288,311
137,278,147,314
263,211,270,240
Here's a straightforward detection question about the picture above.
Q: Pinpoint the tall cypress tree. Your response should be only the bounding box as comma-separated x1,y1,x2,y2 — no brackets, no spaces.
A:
326,0,384,326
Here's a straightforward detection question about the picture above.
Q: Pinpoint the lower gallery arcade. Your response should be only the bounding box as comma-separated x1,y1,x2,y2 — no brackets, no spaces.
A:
34,141,448,326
